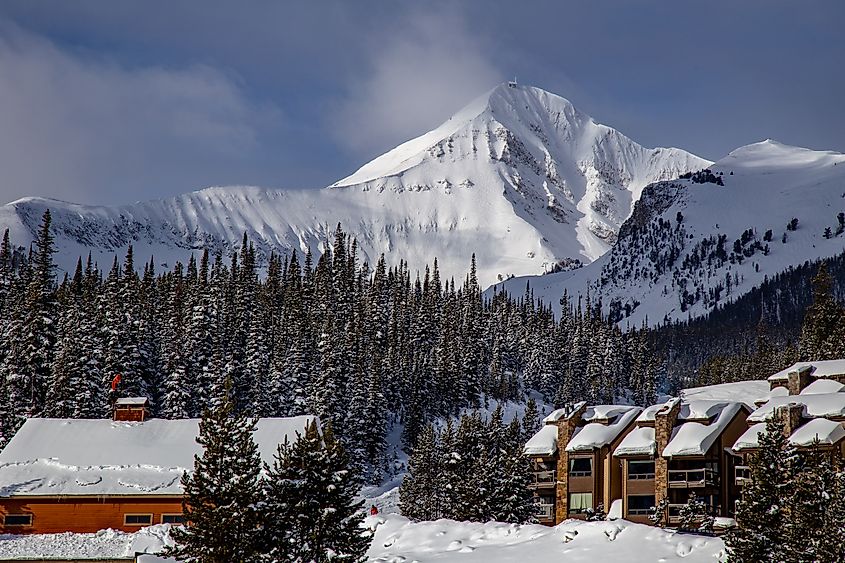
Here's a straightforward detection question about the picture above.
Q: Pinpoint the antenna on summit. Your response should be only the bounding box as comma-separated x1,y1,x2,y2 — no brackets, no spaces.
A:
508,76,518,88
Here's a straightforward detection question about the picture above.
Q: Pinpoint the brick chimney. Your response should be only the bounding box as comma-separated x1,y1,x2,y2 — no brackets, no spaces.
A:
787,366,813,395
554,401,587,522
654,398,681,507
775,403,804,438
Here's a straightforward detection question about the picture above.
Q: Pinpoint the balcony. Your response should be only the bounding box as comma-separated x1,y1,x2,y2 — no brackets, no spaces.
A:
536,503,555,520
529,470,557,488
735,465,751,486
668,468,718,488
667,504,685,525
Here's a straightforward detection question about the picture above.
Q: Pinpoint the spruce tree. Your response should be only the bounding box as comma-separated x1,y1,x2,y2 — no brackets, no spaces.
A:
167,383,263,563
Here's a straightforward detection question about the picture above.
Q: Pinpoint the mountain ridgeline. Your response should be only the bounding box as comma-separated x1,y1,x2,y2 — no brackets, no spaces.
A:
0,83,707,288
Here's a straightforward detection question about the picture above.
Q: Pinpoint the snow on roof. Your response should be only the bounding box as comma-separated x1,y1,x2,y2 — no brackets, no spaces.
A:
662,402,744,458
523,424,559,456
732,423,767,452
800,379,845,395
789,418,845,447
543,401,587,423
582,405,637,422
747,394,845,423
769,386,790,398
637,398,729,423
682,381,772,408
115,397,150,406
566,406,642,452
733,419,845,451
768,360,845,381
613,426,656,457
0,416,317,497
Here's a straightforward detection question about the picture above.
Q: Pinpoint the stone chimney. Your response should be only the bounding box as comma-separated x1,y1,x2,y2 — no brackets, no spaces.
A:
775,403,804,438
654,398,681,507
554,401,587,522
787,366,813,395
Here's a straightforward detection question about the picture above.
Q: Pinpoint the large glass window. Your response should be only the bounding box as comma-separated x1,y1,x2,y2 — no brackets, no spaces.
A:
569,492,593,514
627,495,655,516
569,457,592,477
628,460,655,480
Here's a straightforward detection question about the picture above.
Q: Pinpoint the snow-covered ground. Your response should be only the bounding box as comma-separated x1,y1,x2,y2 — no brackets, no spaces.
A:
0,524,173,560
0,515,727,562
367,514,726,562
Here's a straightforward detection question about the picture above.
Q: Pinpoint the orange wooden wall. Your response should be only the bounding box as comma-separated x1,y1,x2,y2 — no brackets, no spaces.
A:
0,496,183,534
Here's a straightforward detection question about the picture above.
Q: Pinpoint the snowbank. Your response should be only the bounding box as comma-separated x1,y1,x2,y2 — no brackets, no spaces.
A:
0,524,173,560
367,514,726,562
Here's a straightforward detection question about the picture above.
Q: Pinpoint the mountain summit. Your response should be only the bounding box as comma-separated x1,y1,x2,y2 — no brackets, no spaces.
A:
0,83,708,284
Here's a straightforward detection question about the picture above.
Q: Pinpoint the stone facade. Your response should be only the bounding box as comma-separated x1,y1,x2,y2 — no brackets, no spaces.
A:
787,367,813,396
554,402,586,522
653,398,681,506
776,403,804,437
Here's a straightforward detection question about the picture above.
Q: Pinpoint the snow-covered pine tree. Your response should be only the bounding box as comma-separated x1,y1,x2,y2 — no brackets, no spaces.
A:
263,421,368,563
726,417,799,562
166,382,263,563
399,423,442,521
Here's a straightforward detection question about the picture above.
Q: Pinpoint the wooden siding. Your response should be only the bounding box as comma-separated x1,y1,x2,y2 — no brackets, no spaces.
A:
0,496,183,534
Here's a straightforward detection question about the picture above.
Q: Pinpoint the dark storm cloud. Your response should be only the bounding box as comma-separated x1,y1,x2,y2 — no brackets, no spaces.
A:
0,0,842,205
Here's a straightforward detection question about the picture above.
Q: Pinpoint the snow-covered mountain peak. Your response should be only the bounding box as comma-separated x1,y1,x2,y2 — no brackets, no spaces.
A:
0,83,708,286
496,136,845,325
718,139,845,173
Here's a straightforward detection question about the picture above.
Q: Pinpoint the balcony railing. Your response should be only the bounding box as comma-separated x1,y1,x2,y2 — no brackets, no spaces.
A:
628,471,656,480
569,470,592,478
735,465,751,486
529,470,557,487
668,468,718,488
667,503,685,525
536,503,555,520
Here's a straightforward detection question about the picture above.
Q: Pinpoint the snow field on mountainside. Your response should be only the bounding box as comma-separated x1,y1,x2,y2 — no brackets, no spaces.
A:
0,83,706,287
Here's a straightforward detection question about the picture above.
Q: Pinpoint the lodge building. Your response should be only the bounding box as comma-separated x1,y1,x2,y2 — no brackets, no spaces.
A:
525,398,750,527
0,400,317,535
525,360,845,529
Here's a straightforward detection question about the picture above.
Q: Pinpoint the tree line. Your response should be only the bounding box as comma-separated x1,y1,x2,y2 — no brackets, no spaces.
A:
0,211,666,477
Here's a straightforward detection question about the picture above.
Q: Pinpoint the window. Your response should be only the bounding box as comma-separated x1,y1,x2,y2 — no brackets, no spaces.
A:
627,495,655,516
568,492,593,514
569,457,592,477
124,514,153,526
161,514,184,524
628,460,655,480
3,514,32,526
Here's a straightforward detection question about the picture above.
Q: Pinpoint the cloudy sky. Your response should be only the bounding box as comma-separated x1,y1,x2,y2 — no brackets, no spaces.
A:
0,0,843,205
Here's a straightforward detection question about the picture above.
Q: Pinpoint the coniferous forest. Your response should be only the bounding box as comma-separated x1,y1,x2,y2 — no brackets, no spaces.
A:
1,210,845,484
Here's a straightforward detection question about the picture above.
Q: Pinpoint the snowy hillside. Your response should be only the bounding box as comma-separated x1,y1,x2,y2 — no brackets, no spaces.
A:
0,83,707,285
496,140,845,324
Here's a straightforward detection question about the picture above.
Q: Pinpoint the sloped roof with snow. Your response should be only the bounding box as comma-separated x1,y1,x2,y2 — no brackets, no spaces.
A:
800,379,845,395
566,406,642,452
637,399,729,423
543,401,587,423
613,426,656,457
747,394,845,423
523,424,559,456
733,419,845,451
662,402,744,458
0,416,317,497
768,360,845,382
682,381,772,408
